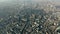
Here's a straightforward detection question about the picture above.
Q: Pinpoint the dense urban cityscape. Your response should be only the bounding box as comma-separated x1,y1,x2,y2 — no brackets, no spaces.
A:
0,0,60,34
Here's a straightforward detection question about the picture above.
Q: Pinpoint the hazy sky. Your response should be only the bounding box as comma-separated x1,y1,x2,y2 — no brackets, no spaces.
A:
28,0,60,1
0,0,60,2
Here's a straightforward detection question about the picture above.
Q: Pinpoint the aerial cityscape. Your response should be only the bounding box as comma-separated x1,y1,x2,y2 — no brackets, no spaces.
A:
0,0,60,34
